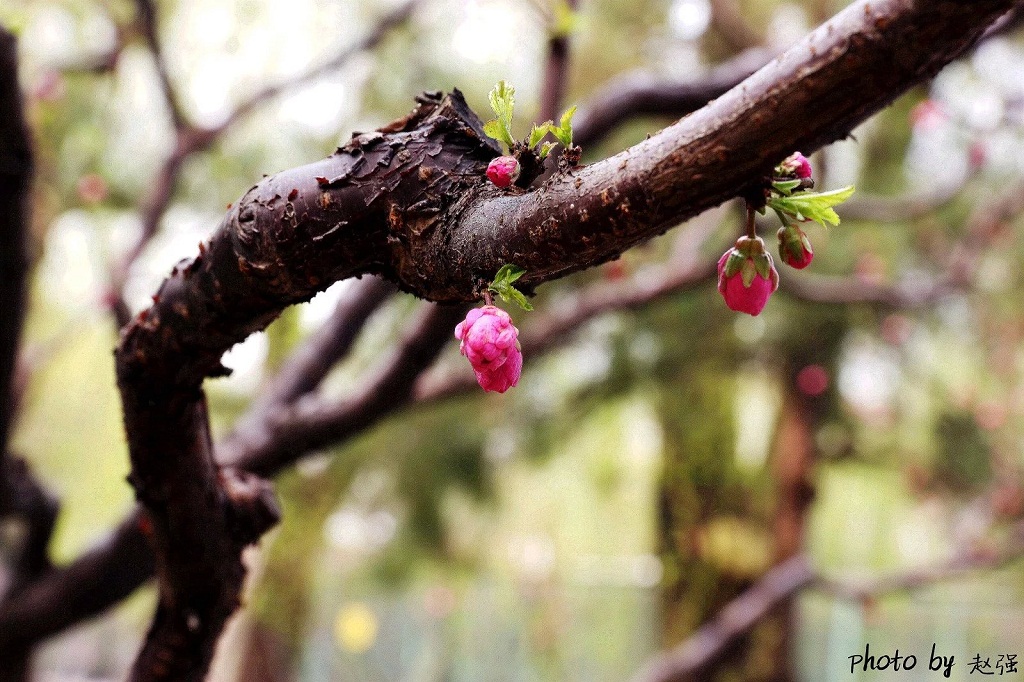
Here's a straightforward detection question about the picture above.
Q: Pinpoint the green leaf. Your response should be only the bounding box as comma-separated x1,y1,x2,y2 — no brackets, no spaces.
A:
529,122,552,148
487,81,516,148
488,264,533,311
768,185,855,227
502,287,535,311
539,141,556,159
771,179,802,195
484,119,515,148
550,105,577,147
492,263,525,287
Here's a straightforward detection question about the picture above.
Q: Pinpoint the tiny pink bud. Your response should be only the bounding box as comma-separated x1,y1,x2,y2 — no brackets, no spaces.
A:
454,305,522,392
777,225,814,269
717,238,779,316
486,156,520,188
779,152,812,180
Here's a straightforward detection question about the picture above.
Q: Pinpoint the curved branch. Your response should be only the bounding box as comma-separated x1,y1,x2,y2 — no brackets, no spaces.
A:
573,47,773,148
134,0,188,132
222,302,466,475
225,276,396,440
631,522,1024,682
631,555,815,682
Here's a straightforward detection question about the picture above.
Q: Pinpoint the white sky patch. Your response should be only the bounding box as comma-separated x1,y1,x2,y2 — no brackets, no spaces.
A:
299,279,358,331
838,337,901,414
452,1,518,64
217,331,269,395
40,211,102,311
278,78,351,135
669,0,711,41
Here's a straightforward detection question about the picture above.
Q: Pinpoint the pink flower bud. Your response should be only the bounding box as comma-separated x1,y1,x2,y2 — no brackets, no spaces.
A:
717,237,779,316
779,152,812,179
486,156,520,188
777,225,814,269
454,305,522,393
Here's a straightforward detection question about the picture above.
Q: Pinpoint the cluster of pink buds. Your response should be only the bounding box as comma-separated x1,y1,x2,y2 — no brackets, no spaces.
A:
454,305,523,393
718,236,780,316
487,156,520,188
716,152,854,316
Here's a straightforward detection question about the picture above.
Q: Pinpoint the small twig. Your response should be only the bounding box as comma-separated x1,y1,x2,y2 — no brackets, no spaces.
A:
134,0,189,132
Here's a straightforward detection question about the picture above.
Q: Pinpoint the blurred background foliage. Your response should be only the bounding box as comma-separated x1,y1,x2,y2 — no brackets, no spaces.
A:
3,0,1024,679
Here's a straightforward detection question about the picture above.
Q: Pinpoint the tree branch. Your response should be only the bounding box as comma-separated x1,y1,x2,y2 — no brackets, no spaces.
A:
0,25,32,463
225,276,396,440
538,0,580,123
0,25,53,682
221,302,467,475
134,0,188,132
631,521,1024,682
630,555,816,682
108,0,419,328
573,47,773,148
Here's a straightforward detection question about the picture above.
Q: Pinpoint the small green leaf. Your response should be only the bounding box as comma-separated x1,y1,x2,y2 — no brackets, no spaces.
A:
740,258,757,287
768,185,855,227
529,122,552,148
539,142,556,159
484,119,515,148
753,255,771,279
488,264,533,311
771,179,802,195
549,105,577,147
504,287,535,311
492,263,525,286
486,81,516,148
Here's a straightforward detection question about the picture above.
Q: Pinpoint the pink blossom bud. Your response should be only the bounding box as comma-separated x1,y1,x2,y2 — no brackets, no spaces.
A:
777,224,814,269
486,156,520,188
717,236,779,316
454,305,522,392
779,152,812,179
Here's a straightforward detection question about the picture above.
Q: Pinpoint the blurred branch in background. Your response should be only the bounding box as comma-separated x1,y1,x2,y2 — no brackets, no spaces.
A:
108,0,422,328
634,518,1024,682
574,47,773,148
